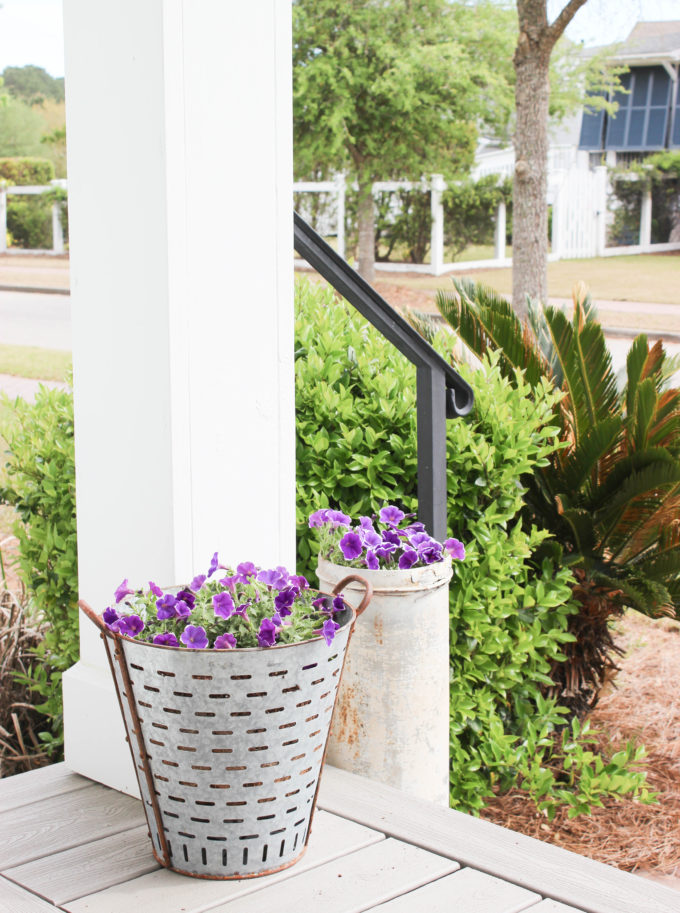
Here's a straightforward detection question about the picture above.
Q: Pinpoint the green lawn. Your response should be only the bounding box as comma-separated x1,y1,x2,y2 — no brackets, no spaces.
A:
388,253,680,306
0,345,72,381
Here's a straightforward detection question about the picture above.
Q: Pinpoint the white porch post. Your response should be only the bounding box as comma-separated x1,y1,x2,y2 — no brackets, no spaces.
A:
639,187,653,249
430,174,445,276
335,173,346,260
0,186,6,253
62,0,294,794
494,201,506,262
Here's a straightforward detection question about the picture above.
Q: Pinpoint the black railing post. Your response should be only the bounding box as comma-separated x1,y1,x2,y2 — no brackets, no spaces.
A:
293,212,473,538
417,365,448,541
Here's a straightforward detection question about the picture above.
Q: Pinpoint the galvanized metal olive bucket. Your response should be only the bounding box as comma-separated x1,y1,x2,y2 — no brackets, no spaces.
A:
80,573,371,880
318,557,452,807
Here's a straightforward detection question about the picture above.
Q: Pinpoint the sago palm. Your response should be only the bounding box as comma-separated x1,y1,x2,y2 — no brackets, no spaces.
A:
437,279,680,714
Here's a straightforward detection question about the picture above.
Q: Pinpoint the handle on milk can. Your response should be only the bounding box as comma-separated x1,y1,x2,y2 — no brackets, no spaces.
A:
78,599,111,635
332,575,373,618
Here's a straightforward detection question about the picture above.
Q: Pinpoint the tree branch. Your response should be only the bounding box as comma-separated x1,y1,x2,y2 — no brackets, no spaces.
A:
548,0,590,45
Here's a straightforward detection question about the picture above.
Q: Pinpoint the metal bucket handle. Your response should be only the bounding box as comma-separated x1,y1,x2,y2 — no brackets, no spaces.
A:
331,574,373,618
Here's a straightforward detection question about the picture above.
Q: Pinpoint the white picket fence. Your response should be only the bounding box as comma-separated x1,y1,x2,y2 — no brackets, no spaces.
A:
0,181,67,255
294,153,680,275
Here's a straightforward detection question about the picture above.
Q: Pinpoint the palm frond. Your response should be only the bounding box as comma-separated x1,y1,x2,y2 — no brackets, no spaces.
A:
436,279,550,388
543,304,619,446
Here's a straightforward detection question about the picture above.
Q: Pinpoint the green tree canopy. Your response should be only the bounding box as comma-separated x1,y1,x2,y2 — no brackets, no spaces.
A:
293,0,505,279
1,65,65,106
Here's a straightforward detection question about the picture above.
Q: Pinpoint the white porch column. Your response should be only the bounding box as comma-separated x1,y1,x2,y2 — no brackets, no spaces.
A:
62,0,294,795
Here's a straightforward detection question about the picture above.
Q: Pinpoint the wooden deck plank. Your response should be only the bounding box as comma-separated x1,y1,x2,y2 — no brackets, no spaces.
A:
363,867,539,913
528,902,587,913
0,783,146,869
0,762,90,813
203,838,459,913
63,809,384,913
0,875,59,913
317,765,680,913
3,824,158,905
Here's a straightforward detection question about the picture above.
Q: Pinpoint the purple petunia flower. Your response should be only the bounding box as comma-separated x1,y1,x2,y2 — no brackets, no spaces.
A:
359,515,376,530
190,574,207,592
332,595,345,613
207,552,220,578
218,574,239,591
156,593,177,620
114,578,135,604
176,588,196,609
103,606,119,628
257,567,289,589
236,561,257,582
213,591,236,619
214,632,237,650
398,548,419,570
289,574,309,590
257,617,278,647
382,529,402,547
312,595,330,613
117,614,144,637
379,505,405,527
419,543,443,565
404,521,426,534
328,510,351,528
320,618,340,646
375,542,397,559
181,625,209,649
308,508,332,528
339,532,363,561
153,632,179,647
365,549,379,570
175,600,192,620
234,602,250,620
359,527,381,549
274,586,298,617
408,531,432,548
148,580,163,598
445,538,466,560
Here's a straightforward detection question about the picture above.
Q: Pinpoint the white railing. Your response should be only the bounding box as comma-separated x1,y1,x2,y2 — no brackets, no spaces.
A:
0,180,67,255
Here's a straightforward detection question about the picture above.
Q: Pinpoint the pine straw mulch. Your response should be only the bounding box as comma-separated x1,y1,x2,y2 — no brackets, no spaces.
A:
0,537,51,778
479,610,680,885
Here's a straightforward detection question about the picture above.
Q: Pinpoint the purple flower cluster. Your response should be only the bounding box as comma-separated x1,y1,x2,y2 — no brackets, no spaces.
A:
100,556,347,652
311,505,465,571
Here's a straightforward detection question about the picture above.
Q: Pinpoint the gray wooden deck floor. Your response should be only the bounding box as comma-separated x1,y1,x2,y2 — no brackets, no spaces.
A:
0,763,678,913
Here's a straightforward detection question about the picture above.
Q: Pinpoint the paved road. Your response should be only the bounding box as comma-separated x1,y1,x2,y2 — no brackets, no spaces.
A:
0,289,71,350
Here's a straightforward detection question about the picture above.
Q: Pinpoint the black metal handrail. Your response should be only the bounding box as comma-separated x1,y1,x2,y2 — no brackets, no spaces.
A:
293,212,474,541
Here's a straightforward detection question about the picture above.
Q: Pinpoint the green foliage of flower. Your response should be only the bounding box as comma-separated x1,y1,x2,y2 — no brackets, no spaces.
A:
0,384,77,758
295,277,652,813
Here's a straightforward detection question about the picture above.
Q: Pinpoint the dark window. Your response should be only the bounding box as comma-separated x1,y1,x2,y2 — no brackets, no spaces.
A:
578,107,605,149
604,66,671,151
672,83,680,148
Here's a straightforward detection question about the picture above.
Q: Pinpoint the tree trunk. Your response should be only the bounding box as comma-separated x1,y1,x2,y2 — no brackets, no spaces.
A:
512,26,551,318
357,179,375,283
512,0,589,319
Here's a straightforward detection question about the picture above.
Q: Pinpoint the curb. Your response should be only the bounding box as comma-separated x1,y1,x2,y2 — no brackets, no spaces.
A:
0,285,70,296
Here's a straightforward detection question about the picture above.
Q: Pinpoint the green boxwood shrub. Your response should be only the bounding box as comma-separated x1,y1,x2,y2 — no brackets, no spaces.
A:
0,157,55,186
0,384,78,758
296,278,651,814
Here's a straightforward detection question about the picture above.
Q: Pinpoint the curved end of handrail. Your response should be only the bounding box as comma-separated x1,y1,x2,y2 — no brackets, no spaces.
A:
446,381,474,418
